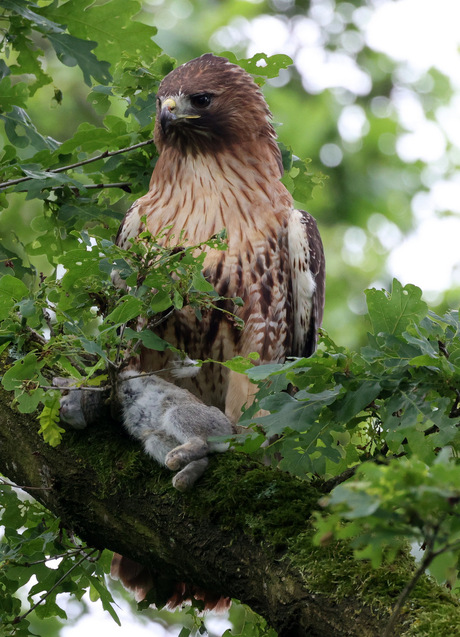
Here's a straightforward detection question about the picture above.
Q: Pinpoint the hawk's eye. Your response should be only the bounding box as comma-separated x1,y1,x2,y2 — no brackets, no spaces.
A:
190,93,212,108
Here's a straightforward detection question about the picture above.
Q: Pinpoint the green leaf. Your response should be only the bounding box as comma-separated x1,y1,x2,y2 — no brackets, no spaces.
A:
38,390,64,445
9,32,52,93
191,270,215,293
219,52,293,80
258,387,342,435
0,106,59,151
17,386,45,413
124,327,169,351
246,363,286,380
149,290,173,313
330,381,381,423
3,0,64,33
60,249,103,290
89,577,121,625
46,33,112,87
0,274,29,318
2,352,43,391
428,551,457,586
104,296,142,324
220,353,259,373
0,77,28,111
365,279,428,337
44,0,161,64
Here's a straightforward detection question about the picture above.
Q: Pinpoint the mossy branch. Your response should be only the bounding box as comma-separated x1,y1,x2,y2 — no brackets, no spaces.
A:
0,376,458,636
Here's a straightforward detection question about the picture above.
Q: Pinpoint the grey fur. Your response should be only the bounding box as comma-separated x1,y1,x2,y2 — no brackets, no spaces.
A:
57,370,233,491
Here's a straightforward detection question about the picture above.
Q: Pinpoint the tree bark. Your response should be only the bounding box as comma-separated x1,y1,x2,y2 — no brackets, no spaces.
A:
0,382,458,636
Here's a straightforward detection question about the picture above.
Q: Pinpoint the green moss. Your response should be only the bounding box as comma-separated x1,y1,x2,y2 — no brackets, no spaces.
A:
185,453,320,548
290,529,460,636
63,422,170,499
58,430,460,636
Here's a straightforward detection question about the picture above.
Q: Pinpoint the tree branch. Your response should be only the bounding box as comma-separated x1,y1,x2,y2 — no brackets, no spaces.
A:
0,378,458,636
67,182,132,192
0,139,155,190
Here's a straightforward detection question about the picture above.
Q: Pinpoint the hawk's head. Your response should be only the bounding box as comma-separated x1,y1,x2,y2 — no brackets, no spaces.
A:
154,54,281,169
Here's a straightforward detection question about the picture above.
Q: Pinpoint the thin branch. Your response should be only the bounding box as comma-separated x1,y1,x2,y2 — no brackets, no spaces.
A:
26,326,47,347
383,549,435,637
13,548,98,625
320,466,357,493
79,181,132,190
0,478,52,491
40,362,198,393
0,139,155,190
12,548,93,567
39,385,109,392
383,524,442,637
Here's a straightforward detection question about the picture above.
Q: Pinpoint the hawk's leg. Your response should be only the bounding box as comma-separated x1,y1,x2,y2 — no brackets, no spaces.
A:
225,370,269,427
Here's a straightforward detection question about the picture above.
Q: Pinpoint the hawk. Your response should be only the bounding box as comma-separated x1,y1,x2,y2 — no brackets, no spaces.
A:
116,53,325,424
112,54,325,608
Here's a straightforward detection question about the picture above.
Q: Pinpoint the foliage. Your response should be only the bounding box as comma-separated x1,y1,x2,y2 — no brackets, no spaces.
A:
239,280,459,475
0,3,318,636
0,481,117,636
235,279,460,630
1,1,460,636
0,224,230,444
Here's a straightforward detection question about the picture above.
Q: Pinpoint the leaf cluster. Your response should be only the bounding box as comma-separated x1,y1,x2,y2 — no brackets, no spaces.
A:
234,279,460,590
0,482,118,636
0,0,172,220
0,224,230,444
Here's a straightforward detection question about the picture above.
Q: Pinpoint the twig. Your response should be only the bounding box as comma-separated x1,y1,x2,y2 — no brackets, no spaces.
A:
0,478,52,491
39,385,109,392
149,308,175,330
383,549,435,637
0,139,154,190
11,548,91,567
26,326,47,347
61,182,132,193
383,523,444,637
320,466,357,493
77,182,132,191
41,362,198,393
13,548,98,625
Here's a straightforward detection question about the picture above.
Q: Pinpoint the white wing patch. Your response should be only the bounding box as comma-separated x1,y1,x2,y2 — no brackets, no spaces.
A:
288,208,316,355
116,200,143,249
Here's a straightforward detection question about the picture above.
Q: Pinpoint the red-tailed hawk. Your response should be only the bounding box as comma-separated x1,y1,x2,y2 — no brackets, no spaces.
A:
116,53,325,424
112,53,325,609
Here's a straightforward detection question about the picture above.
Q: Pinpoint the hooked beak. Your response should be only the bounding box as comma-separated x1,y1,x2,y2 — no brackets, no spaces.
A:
159,97,200,135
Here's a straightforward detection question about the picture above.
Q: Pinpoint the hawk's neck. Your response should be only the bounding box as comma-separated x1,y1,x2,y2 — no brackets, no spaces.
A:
138,143,292,248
